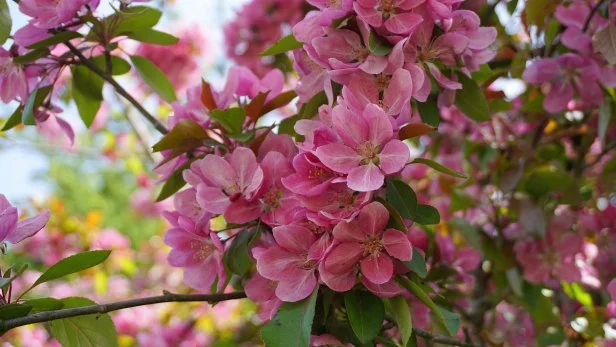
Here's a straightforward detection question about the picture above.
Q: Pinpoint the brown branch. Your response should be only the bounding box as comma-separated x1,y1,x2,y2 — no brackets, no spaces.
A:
413,327,476,347
583,0,610,32
62,41,169,135
0,292,246,333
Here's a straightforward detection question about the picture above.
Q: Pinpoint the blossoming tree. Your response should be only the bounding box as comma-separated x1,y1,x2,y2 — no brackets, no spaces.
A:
0,0,615,346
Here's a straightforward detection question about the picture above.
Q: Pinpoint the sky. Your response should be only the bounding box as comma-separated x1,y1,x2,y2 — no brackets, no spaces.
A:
0,0,249,202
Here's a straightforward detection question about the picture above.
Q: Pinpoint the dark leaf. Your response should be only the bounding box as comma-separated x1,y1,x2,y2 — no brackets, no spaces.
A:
261,34,303,56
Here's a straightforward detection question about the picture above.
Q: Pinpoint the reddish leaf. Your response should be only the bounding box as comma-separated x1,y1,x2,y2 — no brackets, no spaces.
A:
152,119,209,153
260,90,297,117
399,123,435,140
245,91,270,122
201,79,217,111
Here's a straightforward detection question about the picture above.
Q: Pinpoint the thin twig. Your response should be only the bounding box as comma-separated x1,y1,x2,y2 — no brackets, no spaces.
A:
62,41,169,135
0,292,246,333
413,327,476,347
583,0,609,32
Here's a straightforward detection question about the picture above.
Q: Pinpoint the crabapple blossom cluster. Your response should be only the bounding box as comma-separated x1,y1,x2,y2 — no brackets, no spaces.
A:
161,0,497,324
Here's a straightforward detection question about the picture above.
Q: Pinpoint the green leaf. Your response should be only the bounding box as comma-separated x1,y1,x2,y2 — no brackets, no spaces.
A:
416,97,440,127
384,297,412,346
412,158,467,179
31,250,111,288
403,249,427,278
432,307,460,337
223,230,254,276
91,55,131,75
413,204,440,225
72,66,104,127
0,304,32,320
0,0,10,45
344,291,385,343
0,263,28,289
152,119,208,152
562,282,593,309
449,218,482,251
22,86,52,126
210,108,246,134
127,29,179,45
1,106,23,131
525,0,555,29
156,160,191,201
49,297,118,347
454,72,490,122
24,297,65,313
261,34,303,56
525,167,573,198
28,31,82,49
261,288,318,347
375,197,407,232
386,179,417,220
130,55,177,102
299,91,328,119
111,6,162,36
368,30,393,56
12,48,50,64
599,100,613,146
544,19,560,54
396,277,456,336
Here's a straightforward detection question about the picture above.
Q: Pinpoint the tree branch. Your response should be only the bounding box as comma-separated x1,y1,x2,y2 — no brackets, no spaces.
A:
413,327,476,347
62,41,169,135
0,291,246,333
583,0,610,32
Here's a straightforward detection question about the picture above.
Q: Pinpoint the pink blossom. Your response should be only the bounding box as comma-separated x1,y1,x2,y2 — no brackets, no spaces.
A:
310,25,388,75
0,194,49,245
320,201,412,291
282,152,339,196
256,224,331,301
163,212,226,292
523,54,604,113
0,49,28,103
185,147,263,216
310,334,351,347
307,0,354,26
225,151,301,226
19,0,99,29
342,69,414,117
514,228,583,285
354,0,424,35
299,183,372,225
315,104,410,191
245,273,282,321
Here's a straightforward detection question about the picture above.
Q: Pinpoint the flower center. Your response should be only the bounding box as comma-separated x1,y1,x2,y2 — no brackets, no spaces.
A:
362,237,384,256
334,190,356,208
353,46,371,62
327,0,342,9
190,241,214,261
307,167,333,181
307,221,328,235
301,259,319,270
358,142,380,165
379,0,396,16
262,187,284,210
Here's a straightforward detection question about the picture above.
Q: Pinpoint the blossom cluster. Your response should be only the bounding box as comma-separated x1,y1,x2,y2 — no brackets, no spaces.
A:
162,0,497,321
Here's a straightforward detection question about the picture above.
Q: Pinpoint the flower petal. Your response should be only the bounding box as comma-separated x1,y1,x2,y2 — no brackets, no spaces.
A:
347,164,384,192
316,143,361,174
360,254,394,284
8,210,50,244
382,229,413,261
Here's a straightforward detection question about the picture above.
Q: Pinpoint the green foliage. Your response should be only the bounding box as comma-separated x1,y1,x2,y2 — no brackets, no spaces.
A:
384,296,412,345
24,298,65,313
109,6,162,37
261,288,318,347
411,158,467,179
130,55,177,102
0,304,32,320
126,29,179,45
72,66,104,127
210,108,246,134
223,229,255,276
413,204,440,225
344,291,385,343
28,31,83,49
261,34,303,56
49,297,118,347
91,56,132,75
22,86,52,126
386,179,417,220
403,249,428,279
1,107,23,131
454,72,490,122
368,30,393,56
416,96,440,127
0,0,10,45
30,250,111,289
